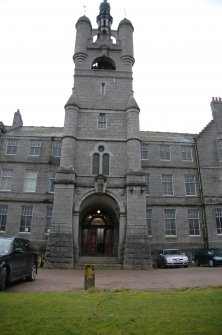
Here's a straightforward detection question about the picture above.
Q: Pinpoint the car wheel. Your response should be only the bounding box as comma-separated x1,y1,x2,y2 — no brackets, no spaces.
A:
184,265,188,268
26,263,37,281
0,267,7,291
208,259,215,267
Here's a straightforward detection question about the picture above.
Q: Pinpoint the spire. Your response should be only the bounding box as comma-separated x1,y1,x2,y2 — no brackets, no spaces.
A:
96,0,113,36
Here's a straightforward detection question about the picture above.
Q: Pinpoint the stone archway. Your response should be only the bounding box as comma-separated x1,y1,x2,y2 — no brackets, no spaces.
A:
79,194,119,257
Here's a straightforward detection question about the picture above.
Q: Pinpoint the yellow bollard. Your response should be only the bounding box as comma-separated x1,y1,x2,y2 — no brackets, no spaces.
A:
84,264,95,290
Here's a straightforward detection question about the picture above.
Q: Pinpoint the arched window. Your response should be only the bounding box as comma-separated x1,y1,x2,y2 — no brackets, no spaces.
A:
102,153,109,175
91,56,116,70
98,113,107,129
92,153,99,175
92,147,110,176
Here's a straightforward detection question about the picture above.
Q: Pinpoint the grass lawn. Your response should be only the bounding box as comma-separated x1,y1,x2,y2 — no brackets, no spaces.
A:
0,287,222,335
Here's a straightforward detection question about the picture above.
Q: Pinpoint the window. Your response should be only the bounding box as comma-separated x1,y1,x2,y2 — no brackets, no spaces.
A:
45,206,53,233
217,140,222,160
102,153,109,175
0,205,8,231
92,146,110,175
188,209,200,235
49,171,56,193
20,206,33,232
181,146,193,161
52,141,61,157
101,83,106,94
146,208,152,236
23,170,37,192
93,153,100,175
0,169,13,191
29,140,41,156
215,208,222,234
145,173,150,195
98,113,107,129
185,175,196,196
164,209,176,236
6,139,18,155
141,144,149,160
162,174,174,195
160,145,171,160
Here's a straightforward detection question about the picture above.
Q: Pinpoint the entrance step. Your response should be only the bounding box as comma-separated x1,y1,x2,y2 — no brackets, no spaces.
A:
75,257,123,269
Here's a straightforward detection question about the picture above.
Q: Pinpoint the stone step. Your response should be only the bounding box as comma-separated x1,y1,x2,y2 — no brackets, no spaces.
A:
75,256,123,269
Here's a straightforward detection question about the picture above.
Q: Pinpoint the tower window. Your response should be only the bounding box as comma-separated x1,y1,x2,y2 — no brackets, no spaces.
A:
91,56,116,70
98,113,107,129
101,83,105,94
92,146,110,176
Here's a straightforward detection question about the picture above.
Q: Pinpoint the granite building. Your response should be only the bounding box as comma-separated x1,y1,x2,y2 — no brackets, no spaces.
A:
0,1,222,269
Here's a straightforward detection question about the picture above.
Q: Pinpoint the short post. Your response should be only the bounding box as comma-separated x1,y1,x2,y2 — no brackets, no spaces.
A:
84,264,95,290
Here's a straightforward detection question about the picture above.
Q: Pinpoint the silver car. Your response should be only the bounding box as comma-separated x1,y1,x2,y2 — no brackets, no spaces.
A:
157,249,189,268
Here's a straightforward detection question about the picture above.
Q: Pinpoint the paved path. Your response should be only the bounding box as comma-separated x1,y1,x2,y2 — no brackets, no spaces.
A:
6,266,222,292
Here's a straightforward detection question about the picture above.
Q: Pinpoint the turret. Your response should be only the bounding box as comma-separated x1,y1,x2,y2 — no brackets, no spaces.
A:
126,94,141,171
118,18,134,66
73,16,92,64
12,109,23,129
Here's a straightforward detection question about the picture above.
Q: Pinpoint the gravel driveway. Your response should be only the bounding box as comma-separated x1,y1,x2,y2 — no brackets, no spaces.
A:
5,266,222,292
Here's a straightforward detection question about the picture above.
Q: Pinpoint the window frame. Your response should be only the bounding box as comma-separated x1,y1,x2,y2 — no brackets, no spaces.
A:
0,204,8,231
19,205,33,233
98,113,107,129
215,208,222,235
164,209,176,236
162,174,174,196
185,175,197,196
146,208,152,236
52,141,62,157
0,169,13,191
188,208,200,236
29,140,41,156
141,144,149,160
181,145,193,161
160,145,171,161
45,206,53,233
23,170,37,193
6,139,18,155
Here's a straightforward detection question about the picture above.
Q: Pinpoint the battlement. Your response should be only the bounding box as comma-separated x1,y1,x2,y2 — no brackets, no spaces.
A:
211,97,222,103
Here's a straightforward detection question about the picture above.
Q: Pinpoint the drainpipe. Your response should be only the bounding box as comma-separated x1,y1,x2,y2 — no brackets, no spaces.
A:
194,138,209,248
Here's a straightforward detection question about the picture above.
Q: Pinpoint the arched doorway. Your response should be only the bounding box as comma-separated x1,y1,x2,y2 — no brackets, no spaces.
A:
79,194,119,257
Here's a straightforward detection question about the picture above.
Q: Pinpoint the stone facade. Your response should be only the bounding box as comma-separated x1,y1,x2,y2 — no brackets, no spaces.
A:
0,1,222,268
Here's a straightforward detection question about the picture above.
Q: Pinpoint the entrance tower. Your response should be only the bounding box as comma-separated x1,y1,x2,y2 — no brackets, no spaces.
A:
45,0,152,269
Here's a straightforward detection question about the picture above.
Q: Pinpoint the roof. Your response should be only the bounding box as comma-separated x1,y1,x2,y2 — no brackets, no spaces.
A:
4,126,64,138
140,131,196,143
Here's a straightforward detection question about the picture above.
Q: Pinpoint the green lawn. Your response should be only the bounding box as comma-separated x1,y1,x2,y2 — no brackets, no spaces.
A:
0,288,222,335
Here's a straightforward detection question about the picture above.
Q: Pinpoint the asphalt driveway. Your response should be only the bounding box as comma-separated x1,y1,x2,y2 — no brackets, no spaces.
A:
5,266,222,292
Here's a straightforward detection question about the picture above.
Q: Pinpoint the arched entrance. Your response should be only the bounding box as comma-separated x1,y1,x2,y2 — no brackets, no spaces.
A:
79,194,119,257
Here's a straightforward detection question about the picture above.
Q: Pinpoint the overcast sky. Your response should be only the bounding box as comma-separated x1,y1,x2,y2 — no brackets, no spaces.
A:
0,0,222,133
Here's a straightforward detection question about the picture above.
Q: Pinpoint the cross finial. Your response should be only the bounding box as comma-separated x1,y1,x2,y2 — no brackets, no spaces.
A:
124,8,126,18
83,4,86,14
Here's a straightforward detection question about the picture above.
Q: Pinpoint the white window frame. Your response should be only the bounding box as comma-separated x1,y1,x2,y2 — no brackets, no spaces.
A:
0,204,8,231
181,146,193,161
0,169,13,191
23,170,37,192
45,206,53,233
6,139,18,155
185,175,196,196
141,144,149,160
160,145,171,161
188,209,200,236
164,209,176,236
29,140,41,156
20,206,33,233
162,174,174,195
52,141,61,157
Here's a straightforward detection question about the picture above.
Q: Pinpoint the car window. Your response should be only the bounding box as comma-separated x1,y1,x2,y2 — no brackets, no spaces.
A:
0,239,12,253
23,240,34,251
13,238,24,250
